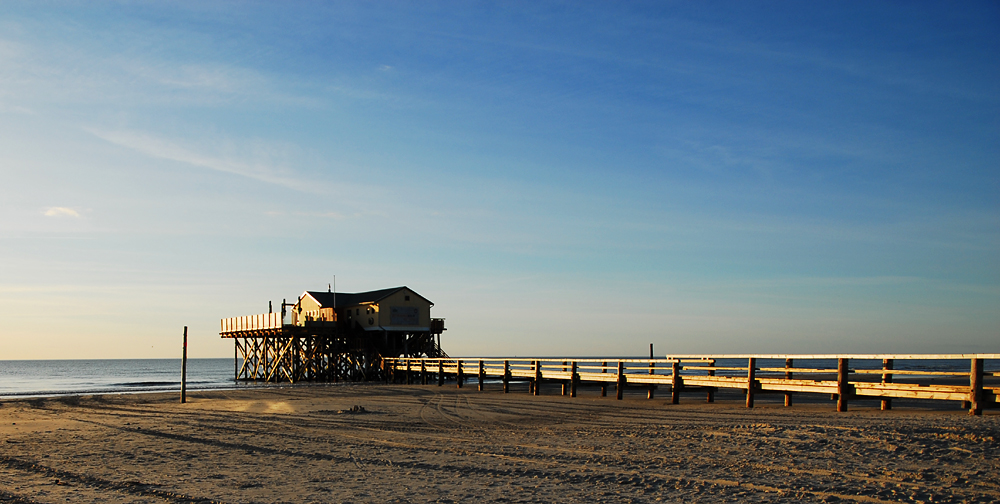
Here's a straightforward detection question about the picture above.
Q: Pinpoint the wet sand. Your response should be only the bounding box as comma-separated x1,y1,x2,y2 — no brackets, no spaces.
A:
0,383,997,503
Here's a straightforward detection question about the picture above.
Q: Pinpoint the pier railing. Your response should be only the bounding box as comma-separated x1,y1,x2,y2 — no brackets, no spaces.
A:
381,354,1000,416
220,313,283,334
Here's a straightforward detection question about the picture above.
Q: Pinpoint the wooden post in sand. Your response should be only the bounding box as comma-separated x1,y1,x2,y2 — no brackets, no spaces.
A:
478,360,485,391
534,360,542,396
671,361,681,404
969,358,984,416
784,358,793,407
456,360,464,389
881,359,893,411
438,360,444,387
405,360,411,385
421,360,427,385
503,360,510,393
562,361,569,395
706,360,715,403
180,326,188,404
616,361,625,400
601,361,608,397
570,361,578,398
745,358,756,408
647,360,655,399
837,358,849,412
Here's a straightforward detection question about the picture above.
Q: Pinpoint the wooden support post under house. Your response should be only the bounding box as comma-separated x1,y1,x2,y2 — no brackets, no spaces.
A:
707,360,715,403
616,361,625,400
671,360,681,404
647,361,655,399
180,326,188,404
562,361,568,396
784,358,793,407
746,357,756,409
570,361,578,398
478,360,485,391
456,360,464,389
881,359,892,411
601,361,608,397
438,360,444,387
970,358,984,416
837,358,849,412
534,360,542,396
405,360,411,385
421,360,427,385
503,360,510,393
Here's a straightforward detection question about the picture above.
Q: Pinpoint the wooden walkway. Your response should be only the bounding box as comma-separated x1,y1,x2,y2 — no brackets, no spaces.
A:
382,354,1000,416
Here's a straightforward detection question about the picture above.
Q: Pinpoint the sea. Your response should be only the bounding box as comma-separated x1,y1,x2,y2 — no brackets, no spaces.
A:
0,358,248,399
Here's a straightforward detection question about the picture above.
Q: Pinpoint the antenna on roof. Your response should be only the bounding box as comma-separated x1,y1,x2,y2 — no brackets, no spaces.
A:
333,275,336,309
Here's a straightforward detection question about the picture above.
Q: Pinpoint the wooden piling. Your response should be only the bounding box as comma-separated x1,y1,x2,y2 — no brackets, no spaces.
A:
616,361,625,400
671,360,681,404
421,360,427,385
706,360,715,403
745,357,756,408
600,361,608,397
180,326,188,404
970,358,984,416
503,360,510,393
837,358,849,412
405,360,411,385
456,360,464,389
534,360,542,396
562,360,568,396
570,361,578,398
478,360,485,391
881,359,892,411
647,361,655,399
784,358,793,407
438,360,444,387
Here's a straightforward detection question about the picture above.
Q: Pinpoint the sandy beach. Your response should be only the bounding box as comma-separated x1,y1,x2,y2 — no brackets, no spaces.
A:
1,383,997,503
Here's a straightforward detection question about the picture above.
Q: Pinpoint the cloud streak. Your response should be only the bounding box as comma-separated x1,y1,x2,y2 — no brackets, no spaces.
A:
87,128,318,193
43,207,80,218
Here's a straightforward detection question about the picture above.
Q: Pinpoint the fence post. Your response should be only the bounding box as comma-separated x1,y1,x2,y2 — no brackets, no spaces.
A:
746,357,756,408
457,360,464,389
881,359,892,411
970,358,984,416
438,360,444,387
671,360,681,404
503,360,510,393
405,359,411,385
784,358,793,407
616,361,625,400
570,361,578,398
837,358,849,412
421,360,427,385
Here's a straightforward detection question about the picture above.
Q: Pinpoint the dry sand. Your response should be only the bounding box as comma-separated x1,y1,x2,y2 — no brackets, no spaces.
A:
0,383,997,503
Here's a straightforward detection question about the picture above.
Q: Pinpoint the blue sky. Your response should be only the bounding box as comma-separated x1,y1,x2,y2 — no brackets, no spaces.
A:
1,1,997,359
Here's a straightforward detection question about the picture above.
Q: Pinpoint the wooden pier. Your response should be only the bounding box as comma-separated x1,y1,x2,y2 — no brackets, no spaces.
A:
381,354,1000,415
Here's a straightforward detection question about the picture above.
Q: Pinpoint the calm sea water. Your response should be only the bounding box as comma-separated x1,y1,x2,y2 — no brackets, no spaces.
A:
0,358,245,398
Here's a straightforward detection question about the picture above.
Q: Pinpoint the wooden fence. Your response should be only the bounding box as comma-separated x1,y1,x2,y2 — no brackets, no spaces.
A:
381,354,1000,416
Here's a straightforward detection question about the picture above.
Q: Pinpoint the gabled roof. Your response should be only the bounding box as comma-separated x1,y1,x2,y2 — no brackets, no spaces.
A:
302,286,433,309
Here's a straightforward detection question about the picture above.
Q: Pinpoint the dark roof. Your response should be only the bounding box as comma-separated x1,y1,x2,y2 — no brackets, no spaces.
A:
304,286,433,309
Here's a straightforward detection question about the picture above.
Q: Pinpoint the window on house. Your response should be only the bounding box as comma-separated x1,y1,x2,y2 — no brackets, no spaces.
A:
405,295,410,301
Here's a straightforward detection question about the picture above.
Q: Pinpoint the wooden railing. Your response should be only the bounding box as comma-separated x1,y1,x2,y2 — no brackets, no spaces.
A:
382,354,1000,416
220,313,283,334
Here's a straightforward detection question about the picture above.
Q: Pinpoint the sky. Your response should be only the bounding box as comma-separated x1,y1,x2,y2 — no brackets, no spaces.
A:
1,1,997,360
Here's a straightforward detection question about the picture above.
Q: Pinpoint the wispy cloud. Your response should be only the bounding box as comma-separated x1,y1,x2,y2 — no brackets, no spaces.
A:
87,128,318,193
43,207,80,218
